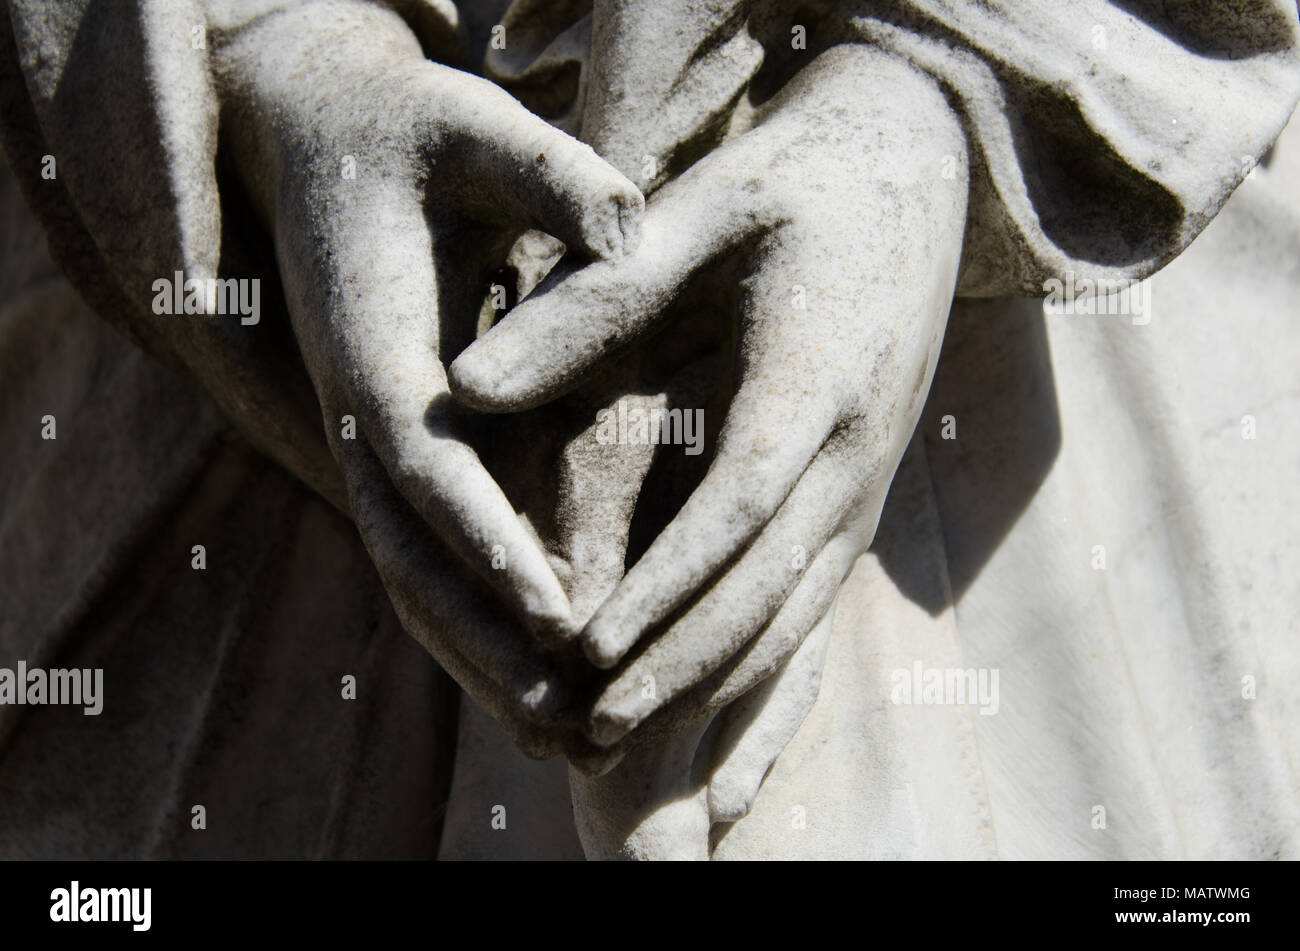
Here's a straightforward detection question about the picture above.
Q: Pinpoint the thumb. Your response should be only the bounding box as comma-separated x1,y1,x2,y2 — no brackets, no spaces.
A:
447,168,736,413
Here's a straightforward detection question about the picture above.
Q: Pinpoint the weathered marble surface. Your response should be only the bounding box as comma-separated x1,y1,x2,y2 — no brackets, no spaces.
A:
2,0,1299,859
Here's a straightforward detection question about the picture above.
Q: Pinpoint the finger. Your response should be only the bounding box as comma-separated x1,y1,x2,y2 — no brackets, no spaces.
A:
447,167,739,412
288,185,575,641
442,642,563,761
694,535,858,716
707,600,837,823
347,441,647,768
579,381,839,669
587,441,863,745
569,534,858,770
430,67,644,260
342,440,570,723
574,211,874,669
440,643,633,764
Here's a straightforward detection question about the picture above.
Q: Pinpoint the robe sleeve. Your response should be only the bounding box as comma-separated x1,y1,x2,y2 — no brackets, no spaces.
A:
838,0,1300,296
0,0,465,509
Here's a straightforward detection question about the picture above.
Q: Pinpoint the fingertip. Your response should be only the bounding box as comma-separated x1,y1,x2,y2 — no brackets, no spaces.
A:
515,573,579,647
448,335,554,413
586,683,651,746
585,709,633,748
707,774,759,823
506,124,644,263
446,344,509,412
527,606,581,650
479,530,578,646
581,623,625,670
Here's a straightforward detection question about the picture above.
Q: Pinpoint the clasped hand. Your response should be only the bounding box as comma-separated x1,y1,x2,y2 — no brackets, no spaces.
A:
217,2,969,777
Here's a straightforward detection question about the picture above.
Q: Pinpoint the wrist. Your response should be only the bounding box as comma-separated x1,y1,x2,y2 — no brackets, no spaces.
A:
210,0,428,219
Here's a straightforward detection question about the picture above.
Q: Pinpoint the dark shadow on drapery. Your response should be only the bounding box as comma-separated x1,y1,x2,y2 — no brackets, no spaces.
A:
875,298,1062,613
1004,81,1183,268
1106,0,1295,58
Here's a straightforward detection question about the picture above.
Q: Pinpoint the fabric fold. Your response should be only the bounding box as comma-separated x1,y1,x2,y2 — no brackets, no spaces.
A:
838,0,1300,294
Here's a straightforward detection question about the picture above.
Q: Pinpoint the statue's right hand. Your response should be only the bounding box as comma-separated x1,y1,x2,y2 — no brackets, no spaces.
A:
210,0,643,746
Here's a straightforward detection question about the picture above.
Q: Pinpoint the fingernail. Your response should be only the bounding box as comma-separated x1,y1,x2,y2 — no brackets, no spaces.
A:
589,187,642,261
616,191,643,255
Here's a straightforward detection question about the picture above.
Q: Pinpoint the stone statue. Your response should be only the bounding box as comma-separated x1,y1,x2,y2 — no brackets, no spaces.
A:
1,0,1298,859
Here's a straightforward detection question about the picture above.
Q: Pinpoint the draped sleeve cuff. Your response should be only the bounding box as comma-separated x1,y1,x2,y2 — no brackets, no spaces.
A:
842,0,1300,296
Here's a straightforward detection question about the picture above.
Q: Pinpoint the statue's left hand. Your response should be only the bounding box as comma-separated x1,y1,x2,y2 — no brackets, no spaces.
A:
451,44,969,749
